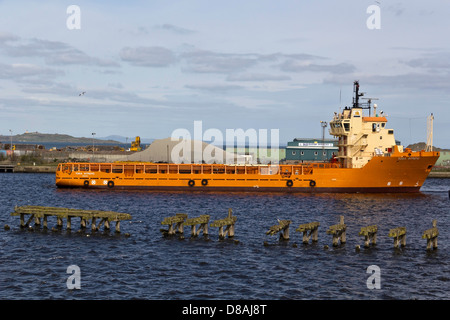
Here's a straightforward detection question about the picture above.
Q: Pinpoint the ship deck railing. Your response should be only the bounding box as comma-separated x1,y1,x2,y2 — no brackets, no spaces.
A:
57,162,341,176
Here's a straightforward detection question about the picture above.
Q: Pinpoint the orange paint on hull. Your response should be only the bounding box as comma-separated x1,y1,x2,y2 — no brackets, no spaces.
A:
55,150,440,193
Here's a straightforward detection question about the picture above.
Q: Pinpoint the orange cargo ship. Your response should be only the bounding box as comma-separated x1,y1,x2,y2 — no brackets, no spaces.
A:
55,82,440,193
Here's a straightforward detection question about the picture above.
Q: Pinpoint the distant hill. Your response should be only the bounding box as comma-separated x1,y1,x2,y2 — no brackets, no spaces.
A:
406,142,449,152
0,132,121,144
99,135,155,144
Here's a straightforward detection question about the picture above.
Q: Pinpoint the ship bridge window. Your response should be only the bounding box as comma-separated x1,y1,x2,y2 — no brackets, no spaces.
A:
343,123,350,131
388,130,394,134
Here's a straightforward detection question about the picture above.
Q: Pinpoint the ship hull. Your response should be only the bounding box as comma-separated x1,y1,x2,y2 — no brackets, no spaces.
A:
55,184,420,193
55,150,439,193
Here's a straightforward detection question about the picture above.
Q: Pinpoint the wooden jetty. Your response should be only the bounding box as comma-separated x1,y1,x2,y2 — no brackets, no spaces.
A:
388,227,406,248
296,221,320,244
210,208,237,239
359,225,378,248
184,215,210,237
160,213,188,236
10,205,131,233
422,220,439,250
326,216,347,246
266,219,291,240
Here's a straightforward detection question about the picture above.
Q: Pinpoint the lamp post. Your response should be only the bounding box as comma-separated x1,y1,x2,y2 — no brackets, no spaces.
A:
9,129,13,160
320,121,327,162
92,132,96,159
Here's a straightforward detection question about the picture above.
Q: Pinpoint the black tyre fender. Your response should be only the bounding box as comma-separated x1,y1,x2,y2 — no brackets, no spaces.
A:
309,180,316,187
201,179,208,186
286,180,293,187
188,180,195,187
107,180,114,188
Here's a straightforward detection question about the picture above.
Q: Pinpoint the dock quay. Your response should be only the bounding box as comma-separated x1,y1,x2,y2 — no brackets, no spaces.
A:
0,164,15,172
0,165,57,173
13,165,56,173
10,205,132,233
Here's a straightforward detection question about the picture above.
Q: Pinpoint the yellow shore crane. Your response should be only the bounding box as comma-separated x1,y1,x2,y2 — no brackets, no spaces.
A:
130,136,141,151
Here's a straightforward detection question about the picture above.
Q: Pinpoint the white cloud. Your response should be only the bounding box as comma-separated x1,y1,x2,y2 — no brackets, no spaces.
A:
0,36,119,67
120,46,176,67
155,24,196,35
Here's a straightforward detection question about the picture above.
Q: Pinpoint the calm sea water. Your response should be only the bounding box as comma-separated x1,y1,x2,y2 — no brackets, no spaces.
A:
0,173,448,301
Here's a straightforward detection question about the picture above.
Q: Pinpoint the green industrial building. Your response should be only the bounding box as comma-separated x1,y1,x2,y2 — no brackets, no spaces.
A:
285,138,338,163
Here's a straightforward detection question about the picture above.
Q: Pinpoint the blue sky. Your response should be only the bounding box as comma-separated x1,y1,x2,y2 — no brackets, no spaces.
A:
1,0,449,148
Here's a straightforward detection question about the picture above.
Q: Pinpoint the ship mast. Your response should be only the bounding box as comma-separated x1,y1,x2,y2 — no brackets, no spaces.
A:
352,81,363,108
426,113,434,152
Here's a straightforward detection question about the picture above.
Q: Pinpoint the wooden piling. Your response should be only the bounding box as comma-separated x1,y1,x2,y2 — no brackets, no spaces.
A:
10,205,131,234
296,222,320,244
359,225,378,248
326,216,347,246
210,208,237,239
161,213,188,236
266,219,291,241
67,216,72,230
184,215,210,237
388,227,406,248
422,220,439,250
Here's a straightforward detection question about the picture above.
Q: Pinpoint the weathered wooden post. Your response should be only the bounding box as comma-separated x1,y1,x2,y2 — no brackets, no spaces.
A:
184,215,210,237
266,219,291,241
422,220,439,250
388,227,406,248
104,219,110,231
91,217,97,231
80,217,87,229
56,215,63,228
20,213,25,228
161,213,188,236
43,215,48,229
210,208,237,239
326,216,347,246
359,225,378,248
24,214,35,228
296,222,320,244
